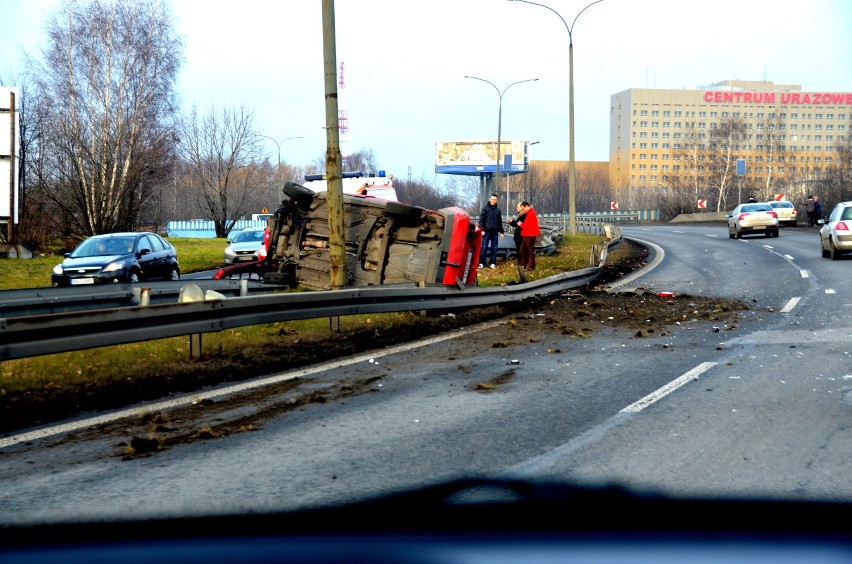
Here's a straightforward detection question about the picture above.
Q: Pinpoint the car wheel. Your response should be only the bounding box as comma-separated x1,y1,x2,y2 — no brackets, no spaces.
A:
735,230,742,239
129,271,141,283
821,239,830,258
830,240,842,260
169,267,180,281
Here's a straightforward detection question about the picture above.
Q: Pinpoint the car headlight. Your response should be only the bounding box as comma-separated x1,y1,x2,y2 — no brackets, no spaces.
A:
52,264,64,275
102,262,124,273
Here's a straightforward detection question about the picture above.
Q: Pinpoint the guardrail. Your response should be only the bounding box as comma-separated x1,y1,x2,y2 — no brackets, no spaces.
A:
0,278,271,318
0,227,622,361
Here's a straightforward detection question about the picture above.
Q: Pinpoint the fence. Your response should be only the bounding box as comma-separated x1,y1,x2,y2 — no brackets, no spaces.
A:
539,210,659,233
167,219,268,238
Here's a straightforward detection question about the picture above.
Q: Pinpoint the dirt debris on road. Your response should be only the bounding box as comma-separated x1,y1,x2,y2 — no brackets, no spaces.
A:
0,239,750,444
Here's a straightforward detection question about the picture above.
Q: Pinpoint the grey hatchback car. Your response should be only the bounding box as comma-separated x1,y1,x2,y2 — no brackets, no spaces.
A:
819,201,852,259
727,203,779,239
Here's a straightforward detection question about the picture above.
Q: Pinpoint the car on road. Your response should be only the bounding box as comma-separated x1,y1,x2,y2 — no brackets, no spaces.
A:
223,227,267,265
766,200,797,226
819,201,852,259
52,232,180,286
726,203,779,239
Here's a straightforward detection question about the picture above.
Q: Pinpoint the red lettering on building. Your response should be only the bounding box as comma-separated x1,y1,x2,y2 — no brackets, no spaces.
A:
706,91,852,105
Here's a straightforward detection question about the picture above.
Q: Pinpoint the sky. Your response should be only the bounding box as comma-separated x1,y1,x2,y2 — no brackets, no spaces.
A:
2,0,852,186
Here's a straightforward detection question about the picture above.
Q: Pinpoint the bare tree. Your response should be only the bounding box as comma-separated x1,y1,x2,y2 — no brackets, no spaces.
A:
706,117,747,211
176,104,264,237
31,0,182,237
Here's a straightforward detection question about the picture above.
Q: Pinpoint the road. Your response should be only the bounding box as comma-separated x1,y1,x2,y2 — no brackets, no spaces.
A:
2,223,851,525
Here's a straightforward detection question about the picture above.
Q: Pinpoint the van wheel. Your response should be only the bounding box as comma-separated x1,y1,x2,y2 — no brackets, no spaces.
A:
282,182,315,207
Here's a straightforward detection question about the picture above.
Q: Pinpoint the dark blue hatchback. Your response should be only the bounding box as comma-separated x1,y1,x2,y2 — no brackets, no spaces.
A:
52,232,180,286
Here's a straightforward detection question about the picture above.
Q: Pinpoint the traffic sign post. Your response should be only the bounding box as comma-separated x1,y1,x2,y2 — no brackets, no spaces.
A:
736,159,746,204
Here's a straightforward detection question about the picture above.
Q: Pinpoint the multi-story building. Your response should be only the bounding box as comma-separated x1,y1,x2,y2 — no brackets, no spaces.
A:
609,80,852,193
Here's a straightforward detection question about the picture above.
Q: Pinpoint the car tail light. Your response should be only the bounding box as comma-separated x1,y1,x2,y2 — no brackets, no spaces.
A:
768,211,778,218
836,222,850,231
791,210,797,215
738,213,750,220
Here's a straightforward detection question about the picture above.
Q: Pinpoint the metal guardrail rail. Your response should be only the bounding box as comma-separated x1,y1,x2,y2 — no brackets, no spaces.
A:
0,278,270,318
0,228,622,361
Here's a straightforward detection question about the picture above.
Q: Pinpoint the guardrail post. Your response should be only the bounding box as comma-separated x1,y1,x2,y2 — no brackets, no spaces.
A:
189,333,202,359
330,316,340,332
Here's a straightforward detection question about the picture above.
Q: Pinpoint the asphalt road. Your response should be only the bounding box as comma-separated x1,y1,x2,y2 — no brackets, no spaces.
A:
2,223,851,525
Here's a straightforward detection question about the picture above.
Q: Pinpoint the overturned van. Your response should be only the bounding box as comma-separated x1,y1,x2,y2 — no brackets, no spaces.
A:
216,181,482,291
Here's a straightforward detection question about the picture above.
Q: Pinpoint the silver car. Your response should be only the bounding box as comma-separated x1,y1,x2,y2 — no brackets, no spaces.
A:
767,200,798,227
819,201,852,260
223,227,267,264
727,203,779,239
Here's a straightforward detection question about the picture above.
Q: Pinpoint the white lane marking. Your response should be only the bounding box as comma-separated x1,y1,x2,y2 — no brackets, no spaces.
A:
826,289,836,294
501,361,718,478
762,245,774,249
620,362,716,413
0,320,502,450
785,254,795,260
800,270,809,278
780,297,801,313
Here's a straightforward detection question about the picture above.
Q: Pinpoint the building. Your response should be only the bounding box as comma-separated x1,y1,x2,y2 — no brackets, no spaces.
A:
609,80,852,193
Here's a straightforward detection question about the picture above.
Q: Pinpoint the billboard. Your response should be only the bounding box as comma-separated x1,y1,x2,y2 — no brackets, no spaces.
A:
435,140,529,176
0,87,20,223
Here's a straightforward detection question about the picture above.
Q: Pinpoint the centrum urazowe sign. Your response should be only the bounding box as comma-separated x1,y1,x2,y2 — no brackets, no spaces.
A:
703,90,852,105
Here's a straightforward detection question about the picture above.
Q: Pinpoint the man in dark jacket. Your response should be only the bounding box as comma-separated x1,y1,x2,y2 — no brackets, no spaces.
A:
478,193,504,269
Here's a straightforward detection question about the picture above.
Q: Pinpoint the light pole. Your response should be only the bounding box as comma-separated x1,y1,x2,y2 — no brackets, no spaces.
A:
510,0,603,236
258,135,303,206
464,75,538,208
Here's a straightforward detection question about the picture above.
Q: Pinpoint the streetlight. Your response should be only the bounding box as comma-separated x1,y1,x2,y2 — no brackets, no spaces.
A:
464,75,538,210
257,135,303,170
258,135,303,206
510,0,604,235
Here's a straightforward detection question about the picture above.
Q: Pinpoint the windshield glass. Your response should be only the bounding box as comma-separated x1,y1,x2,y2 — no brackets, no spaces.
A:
232,230,264,243
72,236,135,257
3,2,852,553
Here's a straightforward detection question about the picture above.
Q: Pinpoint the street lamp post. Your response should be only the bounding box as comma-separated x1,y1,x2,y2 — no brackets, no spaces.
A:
258,135,303,206
510,0,604,236
464,75,538,210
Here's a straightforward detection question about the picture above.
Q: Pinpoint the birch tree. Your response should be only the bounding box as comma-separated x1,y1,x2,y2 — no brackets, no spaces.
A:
33,0,182,236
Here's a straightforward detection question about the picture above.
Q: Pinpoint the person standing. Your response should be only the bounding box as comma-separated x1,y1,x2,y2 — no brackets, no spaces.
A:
814,195,823,225
507,202,526,264
478,193,504,269
805,195,816,227
516,201,540,273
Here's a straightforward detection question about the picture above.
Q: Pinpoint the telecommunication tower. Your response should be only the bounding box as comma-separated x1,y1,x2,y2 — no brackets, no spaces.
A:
338,61,352,167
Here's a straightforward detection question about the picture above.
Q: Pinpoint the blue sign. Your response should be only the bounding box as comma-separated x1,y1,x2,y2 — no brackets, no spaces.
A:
736,159,746,176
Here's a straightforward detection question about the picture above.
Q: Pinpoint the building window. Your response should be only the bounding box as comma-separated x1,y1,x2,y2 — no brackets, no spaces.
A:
652,110,659,116
663,110,670,117
641,110,648,116
674,111,682,117
651,121,659,128
640,121,648,127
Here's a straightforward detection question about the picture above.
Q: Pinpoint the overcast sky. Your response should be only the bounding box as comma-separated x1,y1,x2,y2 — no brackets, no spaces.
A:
2,0,851,185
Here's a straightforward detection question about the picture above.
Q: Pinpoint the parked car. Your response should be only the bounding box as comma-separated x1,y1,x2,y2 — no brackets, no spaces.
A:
224,227,267,265
819,201,852,259
726,203,779,239
766,200,797,226
496,223,558,259
52,232,180,286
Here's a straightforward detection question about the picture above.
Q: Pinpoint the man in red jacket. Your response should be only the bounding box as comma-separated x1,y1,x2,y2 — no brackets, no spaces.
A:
516,201,540,273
